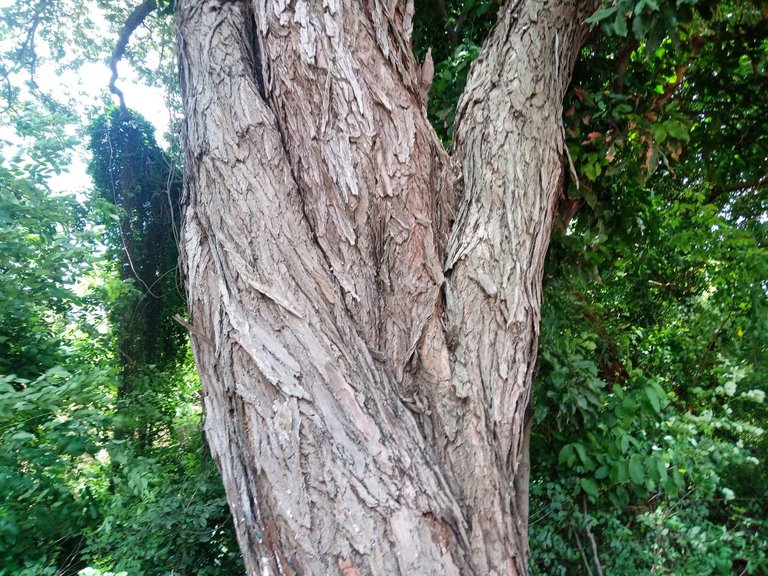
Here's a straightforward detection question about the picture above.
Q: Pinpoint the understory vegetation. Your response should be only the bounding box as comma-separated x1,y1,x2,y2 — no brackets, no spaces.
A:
0,0,765,573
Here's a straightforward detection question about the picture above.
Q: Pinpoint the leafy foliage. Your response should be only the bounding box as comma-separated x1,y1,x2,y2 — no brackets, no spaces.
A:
526,0,768,572
84,436,242,575
0,30,241,572
0,368,114,575
532,193,767,571
0,122,112,572
0,171,85,377
80,357,242,575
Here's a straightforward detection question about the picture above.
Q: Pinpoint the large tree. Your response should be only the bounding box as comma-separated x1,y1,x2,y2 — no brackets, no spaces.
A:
176,0,596,573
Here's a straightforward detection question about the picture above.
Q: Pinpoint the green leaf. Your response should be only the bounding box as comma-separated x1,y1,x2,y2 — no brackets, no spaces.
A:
664,120,690,142
559,444,576,467
610,460,629,483
581,478,599,497
645,386,661,413
595,465,609,480
635,0,660,14
620,435,631,454
586,5,619,24
573,442,595,471
613,11,628,37
629,455,646,485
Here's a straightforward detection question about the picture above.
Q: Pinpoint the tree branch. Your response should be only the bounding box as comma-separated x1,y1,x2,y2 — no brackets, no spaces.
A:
17,3,44,84
707,174,768,203
571,526,594,576
613,39,639,94
583,494,604,576
109,0,158,111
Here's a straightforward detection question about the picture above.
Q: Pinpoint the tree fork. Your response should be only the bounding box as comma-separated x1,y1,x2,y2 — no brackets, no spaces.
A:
176,0,596,573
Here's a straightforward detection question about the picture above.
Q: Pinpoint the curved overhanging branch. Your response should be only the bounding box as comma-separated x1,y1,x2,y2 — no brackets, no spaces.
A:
109,0,157,111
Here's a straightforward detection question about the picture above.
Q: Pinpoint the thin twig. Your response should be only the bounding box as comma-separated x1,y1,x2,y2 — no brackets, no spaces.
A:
173,314,215,347
582,494,605,576
571,526,594,576
707,174,768,203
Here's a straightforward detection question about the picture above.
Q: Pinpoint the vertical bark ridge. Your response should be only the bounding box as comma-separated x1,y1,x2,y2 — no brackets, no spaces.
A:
248,0,456,392
425,0,598,573
177,0,474,573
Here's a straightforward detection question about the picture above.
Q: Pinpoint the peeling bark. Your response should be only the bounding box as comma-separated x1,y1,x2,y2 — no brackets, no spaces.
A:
176,0,596,573
431,2,596,570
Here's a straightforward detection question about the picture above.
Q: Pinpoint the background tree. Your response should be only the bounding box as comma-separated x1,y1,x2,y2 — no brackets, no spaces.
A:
88,107,185,441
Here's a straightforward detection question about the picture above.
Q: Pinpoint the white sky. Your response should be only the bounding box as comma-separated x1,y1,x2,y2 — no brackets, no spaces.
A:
0,0,173,196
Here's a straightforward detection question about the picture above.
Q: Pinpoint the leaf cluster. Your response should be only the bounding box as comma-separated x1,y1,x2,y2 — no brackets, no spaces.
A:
0,83,241,572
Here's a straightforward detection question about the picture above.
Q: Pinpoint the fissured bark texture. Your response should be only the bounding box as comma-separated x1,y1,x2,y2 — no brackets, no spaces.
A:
176,0,595,573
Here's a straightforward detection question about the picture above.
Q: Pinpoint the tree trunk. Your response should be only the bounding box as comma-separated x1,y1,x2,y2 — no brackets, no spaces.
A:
176,0,595,573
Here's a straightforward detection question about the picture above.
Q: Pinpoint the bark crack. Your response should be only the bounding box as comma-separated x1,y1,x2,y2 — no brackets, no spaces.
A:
242,0,267,101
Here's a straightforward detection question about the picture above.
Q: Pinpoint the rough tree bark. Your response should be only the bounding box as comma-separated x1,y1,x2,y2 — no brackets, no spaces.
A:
176,0,596,573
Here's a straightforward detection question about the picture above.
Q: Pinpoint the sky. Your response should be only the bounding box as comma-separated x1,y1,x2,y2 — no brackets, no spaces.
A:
0,0,173,196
